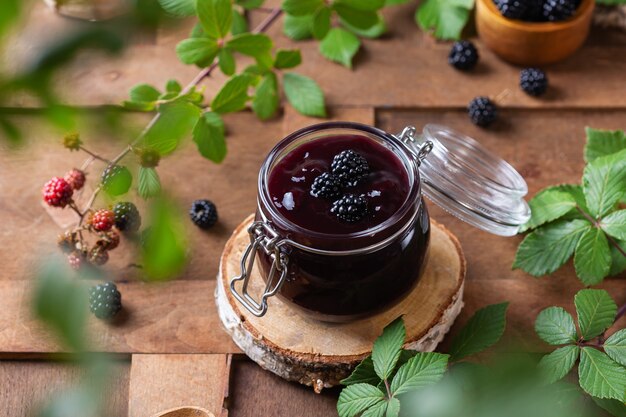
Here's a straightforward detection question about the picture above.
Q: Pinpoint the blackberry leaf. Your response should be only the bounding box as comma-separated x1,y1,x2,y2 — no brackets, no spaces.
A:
535,306,578,345
578,347,626,401
449,302,508,361
574,289,617,340
521,189,578,232
574,227,612,286
584,128,626,163
538,345,580,384
372,317,405,380
604,329,626,367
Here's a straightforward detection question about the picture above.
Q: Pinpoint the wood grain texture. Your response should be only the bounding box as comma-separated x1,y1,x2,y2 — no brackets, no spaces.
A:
216,216,465,388
4,2,626,108
128,354,230,417
0,360,130,417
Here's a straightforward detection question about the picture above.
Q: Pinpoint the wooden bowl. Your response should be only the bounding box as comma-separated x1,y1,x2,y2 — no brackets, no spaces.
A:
476,0,595,66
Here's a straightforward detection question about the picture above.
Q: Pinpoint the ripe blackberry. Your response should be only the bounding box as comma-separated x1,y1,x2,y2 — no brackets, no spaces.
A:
542,0,577,21
331,150,369,187
89,246,109,266
89,282,122,320
64,168,86,191
468,97,497,127
525,0,545,21
113,202,141,232
494,0,528,19
520,68,548,96
331,194,368,223
190,199,218,229
97,230,120,251
310,173,343,199
448,41,479,71
90,209,115,232
42,177,73,208
101,165,132,196
57,231,78,253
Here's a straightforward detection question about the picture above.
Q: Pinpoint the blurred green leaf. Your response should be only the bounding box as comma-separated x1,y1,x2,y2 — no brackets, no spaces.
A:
334,4,379,29
33,260,88,351
231,9,249,35
165,79,182,94
142,100,202,155
415,0,472,40
211,74,253,113
142,198,188,281
123,100,156,111
449,302,508,361
227,33,273,58
274,49,302,69
237,0,265,8
319,27,360,68
312,6,332,39
335,0,385,11
252,72,279,120
592,397,626,417
575,289,617,340
0,117,21,144
157,0,196,16
283,14,314,40
283,72,326,117
584,127,626,163
192,112,227,163
609,239,626,276
282,0,323,15
102,165,132,197
176,38,220,65
0,0,20,39
218,48,236,75
130,83,161,103
197,0,233,39
340,14,387,38
138,167,162,199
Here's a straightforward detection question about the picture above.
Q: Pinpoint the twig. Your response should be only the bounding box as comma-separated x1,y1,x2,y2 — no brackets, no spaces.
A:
75,7,284,220
616,303,626,323
79,146,113,164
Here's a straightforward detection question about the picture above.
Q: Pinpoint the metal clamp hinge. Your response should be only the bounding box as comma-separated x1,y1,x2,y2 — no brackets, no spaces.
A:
229,221,289,317
396,125,433,166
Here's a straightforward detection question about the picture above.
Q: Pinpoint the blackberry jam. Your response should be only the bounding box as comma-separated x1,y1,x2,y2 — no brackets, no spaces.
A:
230,122,531,322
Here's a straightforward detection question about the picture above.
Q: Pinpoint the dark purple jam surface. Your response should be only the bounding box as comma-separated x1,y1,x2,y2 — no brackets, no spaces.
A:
267,135,410,235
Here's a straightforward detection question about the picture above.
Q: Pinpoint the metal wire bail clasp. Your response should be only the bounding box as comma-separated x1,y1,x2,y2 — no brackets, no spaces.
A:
229,221,289,317
396,126,433,167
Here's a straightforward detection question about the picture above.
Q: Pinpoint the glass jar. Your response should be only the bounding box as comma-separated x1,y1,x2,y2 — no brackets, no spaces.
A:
229,122,530,322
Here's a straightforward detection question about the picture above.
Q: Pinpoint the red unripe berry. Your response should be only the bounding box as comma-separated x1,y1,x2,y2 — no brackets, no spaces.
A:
68,252,83,270
64,168,86,191
42,177,73,208
90,209,115,232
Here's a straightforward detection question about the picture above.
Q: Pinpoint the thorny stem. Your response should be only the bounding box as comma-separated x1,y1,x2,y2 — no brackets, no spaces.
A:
74,7,284,221
575,206,626,259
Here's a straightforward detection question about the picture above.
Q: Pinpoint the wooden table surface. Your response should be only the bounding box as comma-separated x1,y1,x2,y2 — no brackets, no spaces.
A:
1,1,625,416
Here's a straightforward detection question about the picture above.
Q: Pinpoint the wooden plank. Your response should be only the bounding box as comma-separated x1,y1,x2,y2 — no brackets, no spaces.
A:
5,2,626,108
282,106,375,136
128,354,230,417
1,279,623,355
0,359,129,417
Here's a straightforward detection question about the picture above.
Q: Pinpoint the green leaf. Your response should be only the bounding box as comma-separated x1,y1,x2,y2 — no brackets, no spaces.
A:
0,0,20,39
535,306,578,345
386,0,412,4
211,74,253,114
372,317,406,380
335,0,386,11
604,330,626,367
340,13,387,38
283,72,326,117
312,6,332,39
415,0,472,40
252,72,279,120
227,33,273,58
197,0,232,39
601,210,626,241
175,38,219,65
236,0,264,9
513,219,591,276
449,302,508,361
334,4,379,29
137,167,161,199
130,84,161,103
102,165,132,197
361,401,387,417
578,347,626,401
521,189,578,232
218,48,236,75
319,28,360,68
283,14,314,40
341,356,380,386
337,384,385,417
583,149,626,218
585,127,626,163
592,397,626,417
231,9,248,35
282,0,323,16
574,227,612,285
274,49,302,69
192,112,227,163
33,261,87,351
389,352,449,395
123,100,156,111
386,397,400,417
157,0,195,16
142,198,188,281
538,345,580,384
142,100,201,155
165,79,182,94
575,289,617,340
609,239,626,276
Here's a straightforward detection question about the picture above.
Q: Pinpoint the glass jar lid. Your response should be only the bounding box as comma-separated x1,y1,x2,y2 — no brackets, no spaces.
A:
400,124,530,236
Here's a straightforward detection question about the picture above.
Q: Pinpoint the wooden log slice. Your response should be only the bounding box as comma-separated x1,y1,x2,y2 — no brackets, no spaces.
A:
215,215,466,391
